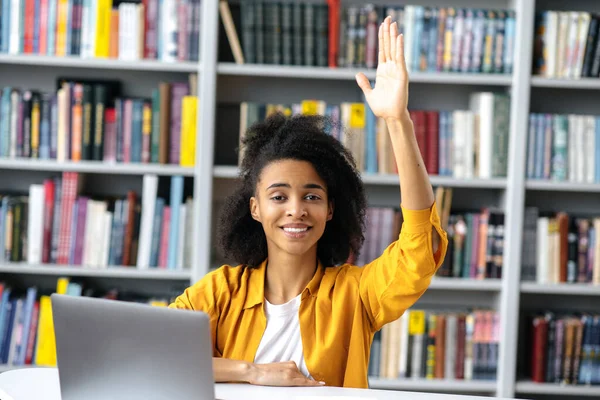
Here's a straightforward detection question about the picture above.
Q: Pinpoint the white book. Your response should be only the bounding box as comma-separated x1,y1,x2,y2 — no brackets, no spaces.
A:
82,199,95,267
565,12,580,79
89,0,98,57
100,211,113,268
137,174,158,269
544,11,559,78
452,110,466,179
464,111,475,179
537,217,549,284
80,0,90,57
27,184,45,265
57,87,69,162
585,116,596,183
161,0,178,62
92,201,107,267
445,314,457,380
464,313,474,380
9,0,21,54
397,311,410,378
556,12,570,78
176,204,187,269
574,13,591,78
469,93,494,179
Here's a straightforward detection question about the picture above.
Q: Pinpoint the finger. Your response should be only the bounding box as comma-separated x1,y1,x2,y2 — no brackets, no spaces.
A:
378,23,385,64
383,16,391,62
390,21,398,61
397,34,408,73
355,72,372,96
294,377,325,386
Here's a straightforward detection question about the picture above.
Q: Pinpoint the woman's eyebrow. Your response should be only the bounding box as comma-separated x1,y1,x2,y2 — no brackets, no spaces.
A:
265,183,325,191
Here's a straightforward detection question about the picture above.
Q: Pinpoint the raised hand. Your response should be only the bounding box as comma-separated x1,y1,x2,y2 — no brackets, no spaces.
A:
355,16,409,121
249,361,325,387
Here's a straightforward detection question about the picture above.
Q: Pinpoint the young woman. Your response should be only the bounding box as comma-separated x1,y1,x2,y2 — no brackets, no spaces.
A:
169,17,448,388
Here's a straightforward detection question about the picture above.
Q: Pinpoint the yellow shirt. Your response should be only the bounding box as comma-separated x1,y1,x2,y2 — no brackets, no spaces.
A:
169,202,448,388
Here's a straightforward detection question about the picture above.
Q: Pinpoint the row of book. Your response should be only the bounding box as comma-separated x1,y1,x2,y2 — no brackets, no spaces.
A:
230,1,516,75
238,93,510,180
534,11,600,79
369,310,500,381
0,75,198,166
0,173,193,270
0,278,174,367
521,208,600,285
526,313,600,385
527,113,600,183
0,0,201,62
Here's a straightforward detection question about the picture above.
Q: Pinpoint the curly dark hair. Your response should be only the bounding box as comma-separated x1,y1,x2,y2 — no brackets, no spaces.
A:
216,112,368,267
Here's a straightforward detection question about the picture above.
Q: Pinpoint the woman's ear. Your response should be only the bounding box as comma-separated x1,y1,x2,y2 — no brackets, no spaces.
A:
327,200,334,221
250,196,261,222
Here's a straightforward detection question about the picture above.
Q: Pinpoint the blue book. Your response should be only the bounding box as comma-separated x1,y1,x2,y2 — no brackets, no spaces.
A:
33,0,40,53
427,9,438,72
534,113,545,179
150,198,165,268
167,176,184,270
47,0,57,55
0,299,16,364
0,288,12,359
16,287,37,365
412,6,424,72
0,196,8,260
0,87,10,157
526,114,537,179
131,100,143,163
107,199,121,266
0,0,10,53
503,11,516,74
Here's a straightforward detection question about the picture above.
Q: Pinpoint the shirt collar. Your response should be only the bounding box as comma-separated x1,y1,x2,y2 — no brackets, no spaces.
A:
242,259,325,310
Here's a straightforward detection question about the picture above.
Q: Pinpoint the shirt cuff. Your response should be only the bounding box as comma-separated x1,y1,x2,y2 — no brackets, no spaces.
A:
400,202,442,234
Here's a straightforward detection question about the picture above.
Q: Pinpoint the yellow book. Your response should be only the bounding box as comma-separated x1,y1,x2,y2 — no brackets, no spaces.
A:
35,277,70,366
180,96,198,167
55,0,69,56
34,296,56,366
31,97,40,157
142,103,152,161
95,0,114,57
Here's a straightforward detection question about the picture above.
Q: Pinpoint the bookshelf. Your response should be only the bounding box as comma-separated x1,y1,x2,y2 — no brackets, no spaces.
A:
0,159,195,176
0,0,599,399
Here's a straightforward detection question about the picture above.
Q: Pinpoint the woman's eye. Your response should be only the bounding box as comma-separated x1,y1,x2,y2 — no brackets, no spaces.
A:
271,196,285,201
306,195,321,201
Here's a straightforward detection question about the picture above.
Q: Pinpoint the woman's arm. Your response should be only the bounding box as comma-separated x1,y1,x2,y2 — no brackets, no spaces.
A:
356,16,439,249
213,358,324,386
355,16,448,331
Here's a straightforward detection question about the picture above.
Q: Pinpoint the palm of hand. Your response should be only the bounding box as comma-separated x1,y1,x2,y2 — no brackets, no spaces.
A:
356,16,409,121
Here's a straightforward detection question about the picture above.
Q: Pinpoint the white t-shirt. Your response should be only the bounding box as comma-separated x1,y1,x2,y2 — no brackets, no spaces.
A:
253,294,312,378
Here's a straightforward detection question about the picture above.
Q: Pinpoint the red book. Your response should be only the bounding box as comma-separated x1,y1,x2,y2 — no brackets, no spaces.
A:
455,315,466,379
327,0,340,68
103,108,117,162
23,0,35,53
158,206,171,269
25,301,40,364
410,110,427,166
57,172,80,264
39,0,49,54
42,178,56,263
531,316,548,383
425,111,439,175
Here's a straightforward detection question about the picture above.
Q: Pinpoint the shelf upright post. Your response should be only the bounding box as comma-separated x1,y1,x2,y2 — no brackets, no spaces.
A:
193,0,220,284
497,0,536,397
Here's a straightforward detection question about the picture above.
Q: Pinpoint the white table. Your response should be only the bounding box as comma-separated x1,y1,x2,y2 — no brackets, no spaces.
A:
0,368,519,400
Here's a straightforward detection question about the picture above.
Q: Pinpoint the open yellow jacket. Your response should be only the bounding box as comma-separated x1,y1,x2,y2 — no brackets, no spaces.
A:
170,202,448,388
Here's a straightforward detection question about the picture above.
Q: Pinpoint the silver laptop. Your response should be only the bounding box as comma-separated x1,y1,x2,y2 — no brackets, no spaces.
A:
51,294,215,400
